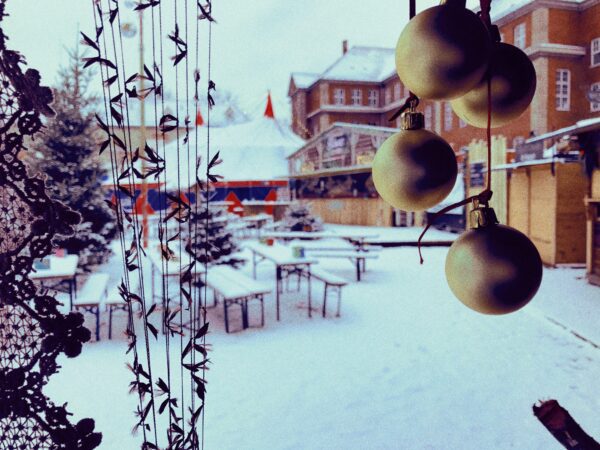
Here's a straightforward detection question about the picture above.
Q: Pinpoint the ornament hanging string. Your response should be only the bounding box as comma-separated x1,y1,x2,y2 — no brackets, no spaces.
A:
417,0,495,264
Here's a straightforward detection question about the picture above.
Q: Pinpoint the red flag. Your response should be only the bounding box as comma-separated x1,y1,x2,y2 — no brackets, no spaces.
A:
264,92,275,119
195,107,204,126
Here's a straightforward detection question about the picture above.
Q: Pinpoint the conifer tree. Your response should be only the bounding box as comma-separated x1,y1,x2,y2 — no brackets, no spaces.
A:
185,202,243,267
31,46,116,271
282,201,323,232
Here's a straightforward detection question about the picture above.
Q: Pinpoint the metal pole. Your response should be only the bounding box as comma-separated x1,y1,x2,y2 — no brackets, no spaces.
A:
139,10,149,248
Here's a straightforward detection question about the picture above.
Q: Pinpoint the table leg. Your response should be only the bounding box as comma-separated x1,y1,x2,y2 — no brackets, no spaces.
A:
242,300,249,329
276,266,281,321
69,278,75,311
307,267,312,319
356,258,361,282
73,274,78,304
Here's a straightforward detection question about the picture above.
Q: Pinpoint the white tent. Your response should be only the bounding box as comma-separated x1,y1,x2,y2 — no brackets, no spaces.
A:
162,114,304,190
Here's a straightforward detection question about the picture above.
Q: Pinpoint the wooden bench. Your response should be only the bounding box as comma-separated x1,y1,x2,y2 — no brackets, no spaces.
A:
309,267,348,317
204,265,271,333
105,276,140,340
304,249,379,281
73,273,109,341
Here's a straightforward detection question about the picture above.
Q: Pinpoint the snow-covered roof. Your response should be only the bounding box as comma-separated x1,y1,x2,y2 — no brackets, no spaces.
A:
161,116,304,190
291,72,320,89
124,90,249,128
526,116,600,143
320,46,395,83
487,0,585,21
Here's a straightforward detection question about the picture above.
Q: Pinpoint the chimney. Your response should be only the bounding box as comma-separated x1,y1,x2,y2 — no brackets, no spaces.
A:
342,40,348,55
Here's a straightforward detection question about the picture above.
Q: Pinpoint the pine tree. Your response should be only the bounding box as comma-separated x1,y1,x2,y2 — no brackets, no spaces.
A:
282,201,324,232
185,204,243,266
31,46,116,272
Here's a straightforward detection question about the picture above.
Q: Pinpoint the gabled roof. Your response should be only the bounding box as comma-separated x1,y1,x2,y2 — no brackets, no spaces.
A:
290,72,320,89
320,46,395,83
290,46,396,92
487,0,585,21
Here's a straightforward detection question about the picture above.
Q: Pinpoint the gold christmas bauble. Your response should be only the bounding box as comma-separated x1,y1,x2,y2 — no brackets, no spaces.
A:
451,42,536,128
395,2,491,100
372,128,457,211
445,223,542,315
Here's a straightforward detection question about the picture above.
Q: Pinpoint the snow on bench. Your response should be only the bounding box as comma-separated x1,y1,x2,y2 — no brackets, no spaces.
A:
309,267,348,318
305,249,379,281
73,273,109,341
204,265,271,333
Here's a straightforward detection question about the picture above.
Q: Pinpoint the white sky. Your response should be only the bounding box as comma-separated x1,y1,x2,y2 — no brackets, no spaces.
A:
3,0,479,119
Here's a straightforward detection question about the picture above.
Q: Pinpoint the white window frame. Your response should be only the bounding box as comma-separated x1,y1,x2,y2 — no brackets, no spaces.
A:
590,82,600,112
394,83,401,100
592,38,600,67
368,89,379,107
459,118,467,128
514,23,526,49
351,88,362,106
333,88,345,105
444,102,453,131
555,69,570,111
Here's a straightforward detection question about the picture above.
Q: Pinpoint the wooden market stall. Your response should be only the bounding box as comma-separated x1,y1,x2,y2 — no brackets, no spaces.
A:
287,123,411,227
467,135,589,266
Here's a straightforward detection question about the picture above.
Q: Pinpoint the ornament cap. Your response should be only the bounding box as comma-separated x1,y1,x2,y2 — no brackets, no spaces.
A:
400,111,424,130
469,204,499,229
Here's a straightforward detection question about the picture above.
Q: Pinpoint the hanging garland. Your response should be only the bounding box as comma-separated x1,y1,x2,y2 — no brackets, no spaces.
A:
84,0,216,448
373,0,543,315
0,1,102,448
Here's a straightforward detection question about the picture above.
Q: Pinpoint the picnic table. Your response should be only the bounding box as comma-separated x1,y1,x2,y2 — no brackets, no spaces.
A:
244,242,317,320
242,213,273,237
262,230,379,251
145,244,205,332
30,255,79,310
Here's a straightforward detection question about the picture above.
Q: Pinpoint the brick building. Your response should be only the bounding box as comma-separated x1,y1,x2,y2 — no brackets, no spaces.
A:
289,0,600,152
289,44,439,141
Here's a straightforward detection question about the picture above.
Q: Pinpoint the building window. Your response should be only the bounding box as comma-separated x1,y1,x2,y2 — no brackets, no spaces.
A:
333,88,345,105
514,23,526,49
444,102,453,131
459,118,467,128
499,32,505,43
592,38,600,67
555,69,570,111
424,105,432,130
368,89,379,107
351,89,362,106
590,82,600,112
394,83,401,100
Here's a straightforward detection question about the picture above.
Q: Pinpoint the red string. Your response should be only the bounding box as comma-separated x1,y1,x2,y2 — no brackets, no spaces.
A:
417,1,495,264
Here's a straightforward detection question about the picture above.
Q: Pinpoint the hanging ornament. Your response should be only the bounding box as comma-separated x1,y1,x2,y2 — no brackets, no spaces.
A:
445,201,542,315
451,42,536,128
395,0,491,100
372,110,457,211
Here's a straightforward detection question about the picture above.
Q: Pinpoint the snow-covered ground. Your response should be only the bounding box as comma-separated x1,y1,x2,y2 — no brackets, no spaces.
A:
46,226,600,449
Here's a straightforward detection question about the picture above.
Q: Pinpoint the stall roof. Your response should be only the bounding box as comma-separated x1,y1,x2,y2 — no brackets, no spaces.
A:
493,157,578,171
526,117,600,144
286,164,372,179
